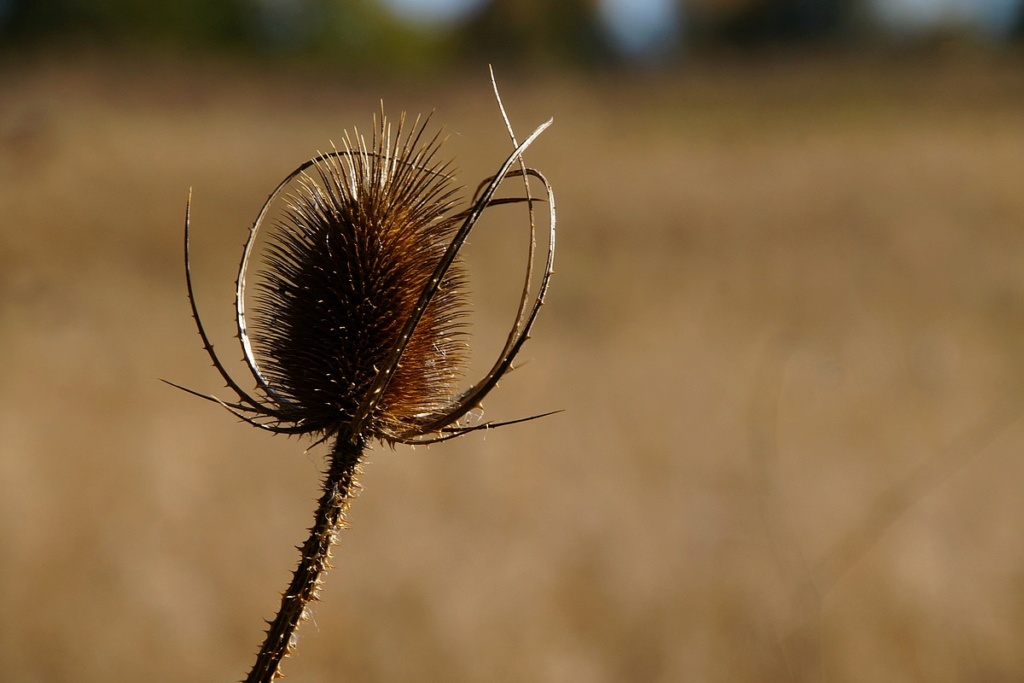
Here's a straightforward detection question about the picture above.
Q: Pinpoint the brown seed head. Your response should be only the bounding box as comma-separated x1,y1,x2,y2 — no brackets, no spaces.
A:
171,82,555,447
252,117,467,438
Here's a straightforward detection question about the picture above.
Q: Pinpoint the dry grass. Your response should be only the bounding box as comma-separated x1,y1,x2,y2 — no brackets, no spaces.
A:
2,53,1024,682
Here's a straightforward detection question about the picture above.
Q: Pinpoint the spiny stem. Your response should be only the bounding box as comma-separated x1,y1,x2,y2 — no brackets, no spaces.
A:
245,435,365,683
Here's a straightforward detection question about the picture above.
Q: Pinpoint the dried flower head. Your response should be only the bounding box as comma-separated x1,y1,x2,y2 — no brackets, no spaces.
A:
252,117,469,440
173,87,554,447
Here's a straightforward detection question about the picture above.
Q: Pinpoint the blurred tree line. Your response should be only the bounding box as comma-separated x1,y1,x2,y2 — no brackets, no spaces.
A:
1,0,1022,69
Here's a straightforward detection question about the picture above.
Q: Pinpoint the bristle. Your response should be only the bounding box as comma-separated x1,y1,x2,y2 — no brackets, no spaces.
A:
251,117,467,440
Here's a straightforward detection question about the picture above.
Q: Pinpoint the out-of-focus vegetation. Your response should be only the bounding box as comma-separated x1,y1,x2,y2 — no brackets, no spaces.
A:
0,0,448,69
1,0,1023,70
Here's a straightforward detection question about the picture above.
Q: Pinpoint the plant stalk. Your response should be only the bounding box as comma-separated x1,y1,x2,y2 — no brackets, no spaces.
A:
245,434,365,683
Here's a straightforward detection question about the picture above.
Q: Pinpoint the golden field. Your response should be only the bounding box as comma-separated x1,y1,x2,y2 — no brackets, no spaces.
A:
2,53,1024,682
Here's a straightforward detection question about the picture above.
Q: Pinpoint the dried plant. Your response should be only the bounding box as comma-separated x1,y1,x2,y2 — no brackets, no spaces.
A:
167,76,555,682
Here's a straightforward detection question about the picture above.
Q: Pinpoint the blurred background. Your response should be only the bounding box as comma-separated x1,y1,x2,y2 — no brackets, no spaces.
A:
2,1,1024,681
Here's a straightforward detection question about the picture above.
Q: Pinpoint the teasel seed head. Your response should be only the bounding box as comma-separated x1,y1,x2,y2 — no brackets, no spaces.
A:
253,117,468,439
171,82,556,447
